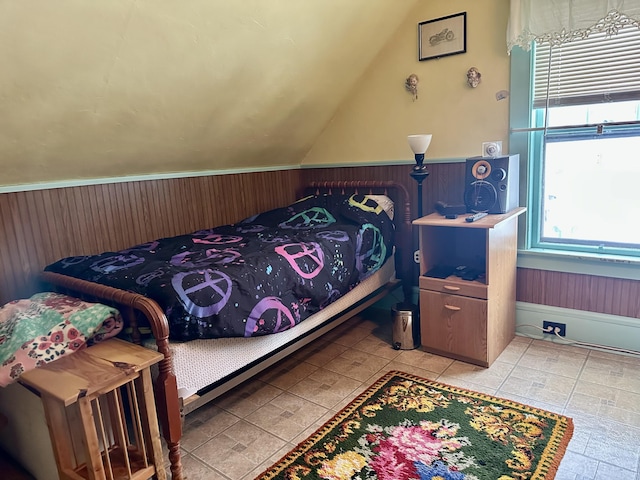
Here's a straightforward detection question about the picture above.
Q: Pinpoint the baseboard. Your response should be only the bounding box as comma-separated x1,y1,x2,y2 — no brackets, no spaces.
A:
516,301,640,354
376,293,640,355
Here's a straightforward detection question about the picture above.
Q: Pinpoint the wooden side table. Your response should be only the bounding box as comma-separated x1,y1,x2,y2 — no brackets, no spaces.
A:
19,338,166,480
413,207,526,367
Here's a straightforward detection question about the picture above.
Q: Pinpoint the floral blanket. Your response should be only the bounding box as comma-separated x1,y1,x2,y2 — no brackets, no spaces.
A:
0,292,123,387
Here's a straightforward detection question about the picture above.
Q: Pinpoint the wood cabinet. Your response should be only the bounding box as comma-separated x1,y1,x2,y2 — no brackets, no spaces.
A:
413,208,526,367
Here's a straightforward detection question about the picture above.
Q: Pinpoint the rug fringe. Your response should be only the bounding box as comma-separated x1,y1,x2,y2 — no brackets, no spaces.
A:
534,416,574,479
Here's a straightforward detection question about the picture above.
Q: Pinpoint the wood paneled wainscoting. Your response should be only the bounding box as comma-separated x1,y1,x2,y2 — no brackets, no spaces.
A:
0,170,302,305
517,268,640,319
2,162,638,330
0,163,467,305
516,267,640,352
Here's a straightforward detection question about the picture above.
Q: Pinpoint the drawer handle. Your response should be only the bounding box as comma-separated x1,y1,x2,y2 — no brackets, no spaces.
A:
443,285,460,291
444,304,461,311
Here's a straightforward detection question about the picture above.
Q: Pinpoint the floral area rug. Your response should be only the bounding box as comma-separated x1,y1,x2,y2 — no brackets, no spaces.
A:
257,370,573,480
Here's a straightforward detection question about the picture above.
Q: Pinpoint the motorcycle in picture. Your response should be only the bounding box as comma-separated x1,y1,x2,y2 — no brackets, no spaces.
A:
429,28,455,46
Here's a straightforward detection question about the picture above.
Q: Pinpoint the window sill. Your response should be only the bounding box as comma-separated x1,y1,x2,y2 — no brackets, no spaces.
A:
517,248,640,281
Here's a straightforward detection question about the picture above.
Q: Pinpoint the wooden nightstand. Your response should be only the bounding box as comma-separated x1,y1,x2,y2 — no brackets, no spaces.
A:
413,207,526,367
19,338,166,480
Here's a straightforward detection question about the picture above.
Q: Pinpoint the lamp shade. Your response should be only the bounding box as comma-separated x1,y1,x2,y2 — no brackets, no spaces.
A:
407,134,432,154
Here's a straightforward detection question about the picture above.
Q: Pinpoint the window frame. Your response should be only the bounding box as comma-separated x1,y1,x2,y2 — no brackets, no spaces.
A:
532,123,640,257
509,45,640,280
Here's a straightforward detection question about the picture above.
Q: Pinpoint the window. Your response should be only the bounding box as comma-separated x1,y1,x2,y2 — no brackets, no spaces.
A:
512,25,640,258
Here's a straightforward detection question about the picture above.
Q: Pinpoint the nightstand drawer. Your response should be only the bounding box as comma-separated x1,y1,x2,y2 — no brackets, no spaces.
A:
419,290,488,365
419,275,488,300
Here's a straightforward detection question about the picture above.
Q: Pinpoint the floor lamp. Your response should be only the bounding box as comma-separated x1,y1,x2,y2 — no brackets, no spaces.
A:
407,134,432,219
391,134,432,350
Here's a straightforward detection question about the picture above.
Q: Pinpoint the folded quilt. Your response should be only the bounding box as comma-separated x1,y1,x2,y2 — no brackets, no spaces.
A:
0,292,123,387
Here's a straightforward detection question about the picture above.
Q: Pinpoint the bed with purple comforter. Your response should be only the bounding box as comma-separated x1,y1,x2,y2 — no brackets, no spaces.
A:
44,193,394,342
40,181,411,480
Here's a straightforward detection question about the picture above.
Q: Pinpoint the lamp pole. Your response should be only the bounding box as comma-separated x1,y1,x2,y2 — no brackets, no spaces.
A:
392,164,430,350
389,136,432,350
409,168,430,219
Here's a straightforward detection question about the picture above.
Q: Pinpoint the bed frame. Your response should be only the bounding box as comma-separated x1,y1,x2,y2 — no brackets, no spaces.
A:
40,180,412,480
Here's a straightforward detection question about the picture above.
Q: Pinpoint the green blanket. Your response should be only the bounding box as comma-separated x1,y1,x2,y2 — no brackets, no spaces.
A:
0,292,123,386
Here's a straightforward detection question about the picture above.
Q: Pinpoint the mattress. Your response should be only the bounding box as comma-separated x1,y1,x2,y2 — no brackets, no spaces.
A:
149,255,396,399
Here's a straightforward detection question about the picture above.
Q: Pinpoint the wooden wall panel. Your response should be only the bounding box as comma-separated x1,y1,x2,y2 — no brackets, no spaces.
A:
0,170,303,304
517,268,640,319
302,162,468,220
2,163,639,322
0,163,463,304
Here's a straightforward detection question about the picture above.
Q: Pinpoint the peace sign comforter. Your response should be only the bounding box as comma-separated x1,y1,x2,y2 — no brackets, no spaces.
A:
44,194,395,341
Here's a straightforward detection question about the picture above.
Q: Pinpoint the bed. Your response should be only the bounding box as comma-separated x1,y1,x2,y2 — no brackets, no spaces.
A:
40,181,412,480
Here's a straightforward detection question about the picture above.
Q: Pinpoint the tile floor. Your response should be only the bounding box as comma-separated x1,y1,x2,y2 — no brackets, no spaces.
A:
166,308,640,480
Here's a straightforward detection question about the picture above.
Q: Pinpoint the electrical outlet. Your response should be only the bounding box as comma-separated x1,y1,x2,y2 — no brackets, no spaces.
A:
414,250,420,264
543,321,566,337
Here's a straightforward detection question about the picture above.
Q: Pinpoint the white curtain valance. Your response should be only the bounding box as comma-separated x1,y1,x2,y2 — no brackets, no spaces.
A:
507,0,640,53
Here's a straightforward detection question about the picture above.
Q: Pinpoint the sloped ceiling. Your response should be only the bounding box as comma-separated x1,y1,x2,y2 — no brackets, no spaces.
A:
0,1,418,186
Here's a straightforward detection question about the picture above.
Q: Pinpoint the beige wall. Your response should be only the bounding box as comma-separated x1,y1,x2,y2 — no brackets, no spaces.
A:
0,1,416,187
303,0,511,165
1,1,510,188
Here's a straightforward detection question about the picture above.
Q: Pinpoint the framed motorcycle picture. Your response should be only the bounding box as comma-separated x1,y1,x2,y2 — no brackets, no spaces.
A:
418,12,467,61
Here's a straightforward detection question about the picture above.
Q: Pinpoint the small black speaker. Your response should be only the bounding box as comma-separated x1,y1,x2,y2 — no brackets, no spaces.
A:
464,155,519,214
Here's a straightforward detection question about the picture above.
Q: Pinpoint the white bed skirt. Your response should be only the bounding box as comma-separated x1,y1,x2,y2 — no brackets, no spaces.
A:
147,257,396,400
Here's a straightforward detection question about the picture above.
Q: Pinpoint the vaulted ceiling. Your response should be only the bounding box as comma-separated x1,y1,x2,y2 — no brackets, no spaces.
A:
1,1,419,185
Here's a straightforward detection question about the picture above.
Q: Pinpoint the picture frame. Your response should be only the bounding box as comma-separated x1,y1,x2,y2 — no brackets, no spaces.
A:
418,12,467,61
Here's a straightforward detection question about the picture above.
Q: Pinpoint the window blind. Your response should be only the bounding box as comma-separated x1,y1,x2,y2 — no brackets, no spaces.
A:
533,25,640,108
